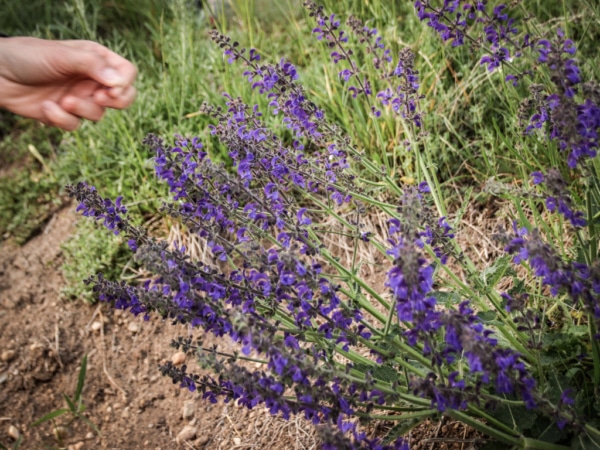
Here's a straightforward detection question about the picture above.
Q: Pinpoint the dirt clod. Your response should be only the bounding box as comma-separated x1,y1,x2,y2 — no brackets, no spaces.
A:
176,425,198,443
182,400,195,420
0,349,16,362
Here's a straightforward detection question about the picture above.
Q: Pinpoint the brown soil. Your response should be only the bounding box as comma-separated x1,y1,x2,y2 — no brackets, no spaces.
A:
0,206,487,450
0,206,319,450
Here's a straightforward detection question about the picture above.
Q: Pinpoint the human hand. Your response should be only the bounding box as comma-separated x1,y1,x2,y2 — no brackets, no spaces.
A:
0,37,137,131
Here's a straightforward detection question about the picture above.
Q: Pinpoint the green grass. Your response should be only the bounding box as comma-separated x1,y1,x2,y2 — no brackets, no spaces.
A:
0,0,599,299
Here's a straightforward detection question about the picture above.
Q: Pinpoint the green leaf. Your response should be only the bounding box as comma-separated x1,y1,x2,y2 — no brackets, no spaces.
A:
529,414,569,444
78,415,101,435
12,435,22,450
492,403,537,433
565,367,582,381
63,393,76,413
482,254,513,289
509,277,527,296
477,311,497,323
431,290,462,306
30,408,69,427
567,325,588,337
371,365,400,383
74,354,88,405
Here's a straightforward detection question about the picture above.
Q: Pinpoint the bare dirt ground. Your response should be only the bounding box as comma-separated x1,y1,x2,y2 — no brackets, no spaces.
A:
0,206,321,450
0,205,487,450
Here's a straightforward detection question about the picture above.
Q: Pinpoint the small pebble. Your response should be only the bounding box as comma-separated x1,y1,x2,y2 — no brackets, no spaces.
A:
7,425,20,440
91,321,102,332
67,442,85,450
182,400,195,420
176,425,198,444
128,322,140,333
1,350,16,362
233,437,241,445
196,436,210,446
29,342,44,352
85,432,94,440
171,351,186,366
121,409,130,419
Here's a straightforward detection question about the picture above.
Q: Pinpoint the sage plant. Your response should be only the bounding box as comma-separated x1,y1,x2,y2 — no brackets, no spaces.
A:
68,0,600,448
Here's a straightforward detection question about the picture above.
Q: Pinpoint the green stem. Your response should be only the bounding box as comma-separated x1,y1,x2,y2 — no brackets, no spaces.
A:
585,424,600,441
445,410,520,446
590,321,600,387
323,249,391,315
354,408,437,422
383,298,398,336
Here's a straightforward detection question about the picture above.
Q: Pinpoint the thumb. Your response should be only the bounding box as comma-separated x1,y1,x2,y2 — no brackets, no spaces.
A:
62,45,127,88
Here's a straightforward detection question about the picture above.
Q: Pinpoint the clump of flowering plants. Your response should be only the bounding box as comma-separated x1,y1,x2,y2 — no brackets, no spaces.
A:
67,0,600,448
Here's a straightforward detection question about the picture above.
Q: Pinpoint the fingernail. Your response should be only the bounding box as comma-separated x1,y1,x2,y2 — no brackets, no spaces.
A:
100,68,124,86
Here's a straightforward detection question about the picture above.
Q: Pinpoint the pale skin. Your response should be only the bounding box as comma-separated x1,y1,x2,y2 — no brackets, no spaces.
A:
0,37,137,131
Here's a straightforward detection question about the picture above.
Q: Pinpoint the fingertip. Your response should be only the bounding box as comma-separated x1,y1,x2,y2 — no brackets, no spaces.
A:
41,100,81,131
60,96,106,122
99,67,126,87
94,85,136,109
108,86,124,98
94,89,110,104
60,95,77,110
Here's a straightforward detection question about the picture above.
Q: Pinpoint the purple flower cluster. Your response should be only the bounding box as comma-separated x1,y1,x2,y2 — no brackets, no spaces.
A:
81,234,401,449
415,1,600,169
305,1,423,125
68,182,128,235
504,225,600,335
530,168,586,227
208,31,360,207
414,1,529,71
210,31,327,142
69,112,405,448
89,264,391,449
529,30,600,168
384,189,539,412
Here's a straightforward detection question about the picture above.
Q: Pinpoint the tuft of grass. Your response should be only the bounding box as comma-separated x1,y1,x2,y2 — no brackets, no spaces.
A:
61,221,132,303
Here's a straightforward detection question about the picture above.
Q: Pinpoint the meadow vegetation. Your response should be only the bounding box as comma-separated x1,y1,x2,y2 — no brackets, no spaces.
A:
2,0,600,448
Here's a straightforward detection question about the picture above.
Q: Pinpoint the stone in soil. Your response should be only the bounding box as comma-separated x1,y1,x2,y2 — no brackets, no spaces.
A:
182,400,195,420
171,351,186,366
1,349,16,362
176,425,198,444
7,425,20,440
